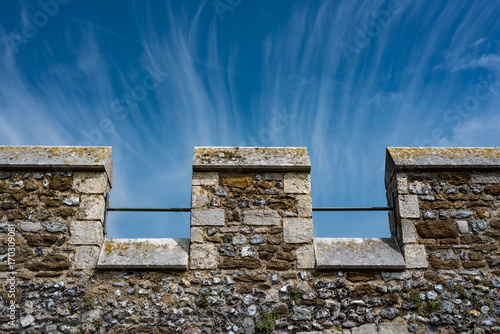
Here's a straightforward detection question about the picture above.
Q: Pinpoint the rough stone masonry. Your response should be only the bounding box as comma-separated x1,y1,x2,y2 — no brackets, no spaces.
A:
0,146,499,334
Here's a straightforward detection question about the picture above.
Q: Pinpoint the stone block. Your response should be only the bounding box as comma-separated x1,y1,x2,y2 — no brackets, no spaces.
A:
191,209,225,226
97,238,189,269
191,186,208,208
296,244,315,269
295,195,312,218
352,323,377,334
284,172,311,194
73,172,108,194
78,195,105,222
398,195,419,218
243,210,281,226
192,172,219,186
400,220,416,244
19,222,40,232
283,218,313,243
471,173,500,184
191,227,204,243
190,244,218,269
265,172,283,181
69,221,102,246
379,322,408,333
456,220,469,234
403,244,428,269
220,173,253,188
74,246,100,269
396,174,408,194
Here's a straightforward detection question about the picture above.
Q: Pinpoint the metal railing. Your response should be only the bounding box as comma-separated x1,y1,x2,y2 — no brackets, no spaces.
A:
103,193,397,239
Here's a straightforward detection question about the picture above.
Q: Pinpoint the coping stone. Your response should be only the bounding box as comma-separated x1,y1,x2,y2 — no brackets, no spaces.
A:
193,147,310,171
0,146,113,186
314,238,406,270
97,238,189,270
385,147,500,187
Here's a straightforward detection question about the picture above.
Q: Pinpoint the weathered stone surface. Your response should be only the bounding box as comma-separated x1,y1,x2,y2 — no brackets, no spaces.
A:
192,172,219,186
471,173,500,184
296,244,315,269
456,220,469,234
296,195,312,218
400,220,416,244
233,235,247,245
191,186,208,208
283,218,313,243
396,174,408,194
219,257,261,269
190,244,218,269
284,172,311,194
450,210,473,219
69,221,102,246
19,222,41,232
471,219,488,233
98,238,189,269
43,221,68,233
79,195,105,222
193,147,310,171
315,238,405,269
265,172,283,181
403,244,428,269
220,173,253,188
398,195,419,218
191,227,204,243
73,172,108,194
379,322,408,333
243,210,281,226
416,221,458,238
352,323,377,334
191,209,225,226
74,246,100,269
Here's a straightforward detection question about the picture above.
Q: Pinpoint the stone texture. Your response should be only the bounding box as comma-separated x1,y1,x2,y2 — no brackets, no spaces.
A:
284,172,311,194
79,195,105,222
352,323,377,334
295,195,312,218
398,195,419,218
400,220,416,244
315,238,405,269
97,238,189,269
396,174,408,194
416,221,458,238
456,220,469,234
283,218,313,243
191,186,208,208
73,172,108,194
403,244,428,269
379,322,408,333
296,244,315,269
243,210,281,226
74,246,100,269
192,172,219,186
471,173,500,184
189,244,217,269
191,227,204,243
191,209,225,226
69,221,102,246
19,222,41,232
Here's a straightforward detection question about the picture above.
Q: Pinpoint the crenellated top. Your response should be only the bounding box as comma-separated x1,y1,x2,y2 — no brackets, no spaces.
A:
385,147,500,186
0,146,113,185
192,146,311,172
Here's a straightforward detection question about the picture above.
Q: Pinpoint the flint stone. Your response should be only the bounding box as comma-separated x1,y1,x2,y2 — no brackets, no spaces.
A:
240,246,256,257
249,235,265,244
62,196,80,206
20,315,34,328
450,210,473,219
291,306,311,321
471,220,488,233
43,221,68,233
410,181,431,195
315,238,405,269
243,210,281,226
191,209,225,226
232,235,246,245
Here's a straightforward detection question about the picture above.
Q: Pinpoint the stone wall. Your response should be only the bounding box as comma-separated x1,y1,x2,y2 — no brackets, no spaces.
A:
0,146,499,334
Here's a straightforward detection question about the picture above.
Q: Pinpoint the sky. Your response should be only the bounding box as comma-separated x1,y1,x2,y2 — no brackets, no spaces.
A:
0,0,499,239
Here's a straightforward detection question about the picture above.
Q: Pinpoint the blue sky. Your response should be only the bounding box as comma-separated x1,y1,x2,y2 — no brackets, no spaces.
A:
1,0,499,238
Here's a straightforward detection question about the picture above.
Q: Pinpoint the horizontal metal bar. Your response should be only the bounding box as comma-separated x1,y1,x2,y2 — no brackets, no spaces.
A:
107,208,191,212
107,207,393,212
313,207,393,211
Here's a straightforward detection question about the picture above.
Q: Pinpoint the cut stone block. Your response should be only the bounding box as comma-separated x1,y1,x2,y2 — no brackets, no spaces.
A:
471,173,500,184
190,244,217,269
396,174,408,194
19,222,40,232
296,195,312,218
191,227,204,243
284,172,311,194
74,246,100,270
398,195,419,218
352,323,377,334
379,322,408,334
79,195,105,222
243,210,281,226
403,244,428,269
315,238,406,270
191,209,225,226
296,244,315,269
191,186,208,208
456,220,469,234
73,172,108,194
283,218,313,243
192,172,219,186
97,238,189,270
400,220,417,244
69,221,102,246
